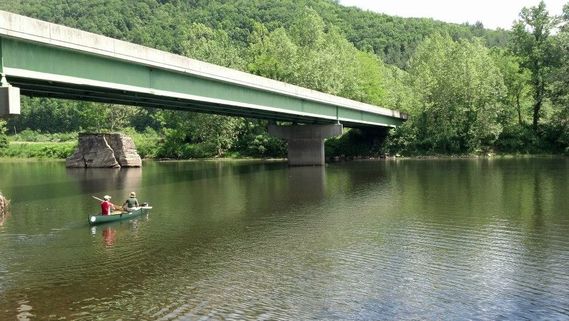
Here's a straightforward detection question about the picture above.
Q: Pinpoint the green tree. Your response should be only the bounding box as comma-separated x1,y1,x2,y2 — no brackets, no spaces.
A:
491,49,531,125
181,23,246,70
511,1,558,131
550,3,569,151
382,64,416,113
248,8,388,105
407,34,505,153
248,24,298,81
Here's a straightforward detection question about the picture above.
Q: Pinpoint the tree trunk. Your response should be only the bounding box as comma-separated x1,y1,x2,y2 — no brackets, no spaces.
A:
532,82,545,131
533,101,541,131
516,95,523,125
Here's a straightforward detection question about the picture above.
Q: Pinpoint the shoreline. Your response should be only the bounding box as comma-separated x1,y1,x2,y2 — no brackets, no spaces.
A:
0,154,565,163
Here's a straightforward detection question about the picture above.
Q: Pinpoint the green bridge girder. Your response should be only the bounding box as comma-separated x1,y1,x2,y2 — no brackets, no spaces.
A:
0,10,406,128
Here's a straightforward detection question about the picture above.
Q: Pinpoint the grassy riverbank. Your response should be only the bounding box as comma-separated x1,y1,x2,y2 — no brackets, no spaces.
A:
0,128,565,160
0,142,76,159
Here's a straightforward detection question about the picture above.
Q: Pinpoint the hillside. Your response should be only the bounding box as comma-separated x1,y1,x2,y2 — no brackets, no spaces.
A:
0,0,566,158
0,0,509,67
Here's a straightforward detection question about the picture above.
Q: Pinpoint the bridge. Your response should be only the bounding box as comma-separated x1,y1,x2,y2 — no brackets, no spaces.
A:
0,10,406,165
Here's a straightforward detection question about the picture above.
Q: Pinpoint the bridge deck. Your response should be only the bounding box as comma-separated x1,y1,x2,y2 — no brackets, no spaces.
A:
0,11,406,128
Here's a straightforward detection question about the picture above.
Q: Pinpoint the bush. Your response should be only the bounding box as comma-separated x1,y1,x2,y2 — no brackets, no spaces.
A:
121,127,161,159
11,129,77,142
237,133,286,158
384,122,422,156
494,125,537,153
495,123,569,154
0,142,76,159
0,120,8,149
326,128,389,157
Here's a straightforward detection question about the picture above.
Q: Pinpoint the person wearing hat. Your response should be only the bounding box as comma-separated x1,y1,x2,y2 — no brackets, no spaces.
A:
100,195,115,216
122,192,140,212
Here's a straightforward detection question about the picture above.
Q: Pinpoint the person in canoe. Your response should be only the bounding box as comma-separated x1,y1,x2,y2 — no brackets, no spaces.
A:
101,195,116,216
122,192,139,212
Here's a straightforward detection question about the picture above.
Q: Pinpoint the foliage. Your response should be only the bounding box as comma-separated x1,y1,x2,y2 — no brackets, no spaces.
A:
0,0,566,158
10,130,77,143
120,127,161,159
326,128,389,157
491,48,532,126
0,142,76,159
0,120,8,149
248,8,387,104
549,3,569,152
232,120,287,158
181,23,246,70
494,124,539,153
405,34,505,154
511,1,559,131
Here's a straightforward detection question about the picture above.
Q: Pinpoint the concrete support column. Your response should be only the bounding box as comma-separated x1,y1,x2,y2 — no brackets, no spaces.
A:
269,123,343,166
0,85,20,117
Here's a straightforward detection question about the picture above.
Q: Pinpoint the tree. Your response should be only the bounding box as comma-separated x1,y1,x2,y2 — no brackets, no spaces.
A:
549,3,569,150
248,23,298,81
511,1,559,131
491,49,531,126
407,34,505,153
181,23,246,70
248,8,388,105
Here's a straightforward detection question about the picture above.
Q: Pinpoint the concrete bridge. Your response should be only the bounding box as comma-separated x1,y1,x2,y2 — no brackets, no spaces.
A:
0,10,406,165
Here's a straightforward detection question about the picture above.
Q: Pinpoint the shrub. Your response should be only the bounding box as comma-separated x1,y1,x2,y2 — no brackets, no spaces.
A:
242,134,286,158
0,120,8,149
122,127,161,159
0,142,76,159
326,128,389,157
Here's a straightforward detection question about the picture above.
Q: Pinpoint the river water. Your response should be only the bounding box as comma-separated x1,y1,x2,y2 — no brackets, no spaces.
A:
0,158,568,320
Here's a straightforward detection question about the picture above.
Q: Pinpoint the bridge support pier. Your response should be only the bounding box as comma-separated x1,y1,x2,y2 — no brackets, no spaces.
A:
269,123,343,166
0,82,20,117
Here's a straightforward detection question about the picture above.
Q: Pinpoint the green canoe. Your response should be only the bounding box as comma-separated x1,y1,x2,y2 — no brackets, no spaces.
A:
88,206,152,225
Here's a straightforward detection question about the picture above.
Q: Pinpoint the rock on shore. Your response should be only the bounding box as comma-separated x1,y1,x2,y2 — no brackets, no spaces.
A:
66,133,142,168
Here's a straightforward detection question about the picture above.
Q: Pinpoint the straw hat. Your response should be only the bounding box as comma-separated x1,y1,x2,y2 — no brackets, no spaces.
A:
103,195,111,200
130,192,136,197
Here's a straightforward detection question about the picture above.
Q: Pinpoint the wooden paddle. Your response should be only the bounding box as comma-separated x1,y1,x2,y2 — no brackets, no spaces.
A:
92,196,122,212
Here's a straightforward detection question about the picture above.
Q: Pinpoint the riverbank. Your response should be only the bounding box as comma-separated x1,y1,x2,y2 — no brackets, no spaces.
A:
0,141,76,159
0,135,565,161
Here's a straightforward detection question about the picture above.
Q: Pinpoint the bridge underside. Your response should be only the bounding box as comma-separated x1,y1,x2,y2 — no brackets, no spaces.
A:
0,35,404,129
7,76,340,126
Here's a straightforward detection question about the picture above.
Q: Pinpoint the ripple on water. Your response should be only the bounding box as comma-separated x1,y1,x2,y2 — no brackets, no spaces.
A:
1,159,569,320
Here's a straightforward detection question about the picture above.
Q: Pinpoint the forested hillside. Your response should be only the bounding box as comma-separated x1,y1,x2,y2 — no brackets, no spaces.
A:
0,0,567,158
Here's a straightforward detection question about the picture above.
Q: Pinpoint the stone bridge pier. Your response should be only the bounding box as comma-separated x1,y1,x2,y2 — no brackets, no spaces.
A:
269,123,343,166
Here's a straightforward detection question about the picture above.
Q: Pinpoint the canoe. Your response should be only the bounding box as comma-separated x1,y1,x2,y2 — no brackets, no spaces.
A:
88,206,152,225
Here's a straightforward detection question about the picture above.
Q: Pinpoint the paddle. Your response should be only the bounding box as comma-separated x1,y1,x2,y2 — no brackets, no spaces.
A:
92,196,122,213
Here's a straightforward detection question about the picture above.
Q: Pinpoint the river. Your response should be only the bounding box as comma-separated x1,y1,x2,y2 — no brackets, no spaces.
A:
0,158,568,320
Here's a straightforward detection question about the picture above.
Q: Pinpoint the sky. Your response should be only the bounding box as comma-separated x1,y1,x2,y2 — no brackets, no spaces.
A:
338,0,567,30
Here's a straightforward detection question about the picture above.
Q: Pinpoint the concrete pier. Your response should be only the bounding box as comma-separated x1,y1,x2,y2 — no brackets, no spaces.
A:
269,123,343,166
0,86,20,117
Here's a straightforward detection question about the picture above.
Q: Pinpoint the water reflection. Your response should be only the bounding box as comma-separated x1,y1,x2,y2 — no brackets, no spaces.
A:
66,167,143,195
0,202,9,228
0,210,10,228
102,226,117,247
0,159,568,320
287,166,326,202
90,214,149,248
16,300,33,321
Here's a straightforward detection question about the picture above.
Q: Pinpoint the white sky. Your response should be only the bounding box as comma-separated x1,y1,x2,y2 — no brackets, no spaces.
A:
338,0,567,30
